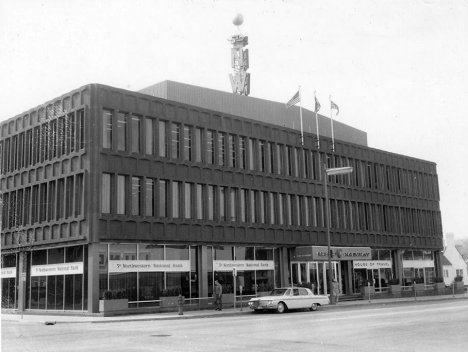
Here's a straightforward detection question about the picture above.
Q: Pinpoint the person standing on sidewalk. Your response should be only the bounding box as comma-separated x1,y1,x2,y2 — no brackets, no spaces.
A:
332,279,340,303
214,280,223,311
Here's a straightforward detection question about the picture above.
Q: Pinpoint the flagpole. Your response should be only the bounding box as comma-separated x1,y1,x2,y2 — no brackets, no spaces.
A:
315,91,320,150
299,86,304,145
330,95,335,153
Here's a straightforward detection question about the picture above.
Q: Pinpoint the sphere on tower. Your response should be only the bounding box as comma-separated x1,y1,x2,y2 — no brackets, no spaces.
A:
233,13,244,26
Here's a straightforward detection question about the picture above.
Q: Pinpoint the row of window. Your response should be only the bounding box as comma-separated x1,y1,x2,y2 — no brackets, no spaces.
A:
101,173,441,235
1,94,83,136
1,174,84,230
101,109,439,200
0,110,85,174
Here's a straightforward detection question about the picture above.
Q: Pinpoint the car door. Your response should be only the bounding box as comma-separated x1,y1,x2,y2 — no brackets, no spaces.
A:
287,288,301,309
298,288,312,308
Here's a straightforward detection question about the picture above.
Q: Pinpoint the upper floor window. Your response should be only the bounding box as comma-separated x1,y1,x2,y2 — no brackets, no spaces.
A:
208,185,215,220
102,110,112,149
159,180,168,217
132,177,141,216
268,142,274,173
184,126,192,161
159,120,167,157
195,127,203,162
131,115,141,153
171,123,180,159
218,133,226,166
239,136,246,169
146,178,155,216
185,183,193,219
249,138,255,171
276,144,283,175
220,186,226,221
145,118,154,155
259,141,265,172
172,181,180,218
206,130,215,165
117,112,127,151
117,175,126,215
228,134,236,168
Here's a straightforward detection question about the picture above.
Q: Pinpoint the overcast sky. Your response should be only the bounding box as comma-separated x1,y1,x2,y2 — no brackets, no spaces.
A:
1,0,467,240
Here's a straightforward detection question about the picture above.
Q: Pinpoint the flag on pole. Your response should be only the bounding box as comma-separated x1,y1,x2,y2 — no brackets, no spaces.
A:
314,92,321,149
285,91,300,108
315,96,321,113
331,101,339,115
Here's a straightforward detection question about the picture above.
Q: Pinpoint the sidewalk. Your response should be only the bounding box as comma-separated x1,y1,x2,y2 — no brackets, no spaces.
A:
2,292,467,325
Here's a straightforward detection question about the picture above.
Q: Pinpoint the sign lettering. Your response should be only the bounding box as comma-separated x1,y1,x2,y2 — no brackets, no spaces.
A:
108,260,190,273
31,262,83,277
353,261,392,269
291,246,372,261
213,260,275,272
1,267,16,278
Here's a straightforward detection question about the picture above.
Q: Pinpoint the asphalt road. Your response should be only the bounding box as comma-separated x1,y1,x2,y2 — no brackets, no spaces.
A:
2,300,468,352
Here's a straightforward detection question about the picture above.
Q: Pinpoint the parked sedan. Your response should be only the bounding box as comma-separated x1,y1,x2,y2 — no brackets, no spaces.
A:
248,287,329,314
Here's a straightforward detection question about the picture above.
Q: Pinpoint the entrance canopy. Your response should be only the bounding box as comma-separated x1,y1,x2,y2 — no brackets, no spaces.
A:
291,246,371,261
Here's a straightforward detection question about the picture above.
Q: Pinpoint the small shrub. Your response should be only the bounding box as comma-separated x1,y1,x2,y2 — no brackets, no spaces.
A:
257,283,275,292
114,290,127,299
103,290,113,300
162,286,183,296
454,275,463,282
388,278,400,285
413,277,424,284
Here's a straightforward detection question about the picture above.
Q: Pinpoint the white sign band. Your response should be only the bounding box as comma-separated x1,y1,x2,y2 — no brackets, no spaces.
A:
108,260,191,273
31,262,84,277
213,260,275,271
1,267,16,278
353,261,392,269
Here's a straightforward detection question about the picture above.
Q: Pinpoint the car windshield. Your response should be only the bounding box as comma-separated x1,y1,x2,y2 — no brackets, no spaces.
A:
269,289,288,296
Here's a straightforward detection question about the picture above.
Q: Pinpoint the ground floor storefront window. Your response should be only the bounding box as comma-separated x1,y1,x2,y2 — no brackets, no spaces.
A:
402,250,435,288
1,253,17,309
99,243,194,308
291,261,339,295
98,243,277,307
210,246,276,297
26,245,87,311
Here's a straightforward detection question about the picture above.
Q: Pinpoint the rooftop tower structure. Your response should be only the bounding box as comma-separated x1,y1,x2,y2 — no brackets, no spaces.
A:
229,14,250,96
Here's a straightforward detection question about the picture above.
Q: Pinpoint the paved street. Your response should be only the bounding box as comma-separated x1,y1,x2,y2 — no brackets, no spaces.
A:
2,298,468,352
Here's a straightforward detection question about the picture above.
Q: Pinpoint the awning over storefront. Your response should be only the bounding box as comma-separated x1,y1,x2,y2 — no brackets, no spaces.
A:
291,246,372,261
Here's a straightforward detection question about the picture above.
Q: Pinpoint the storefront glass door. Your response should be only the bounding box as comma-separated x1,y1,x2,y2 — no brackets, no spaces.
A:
291,262,338,296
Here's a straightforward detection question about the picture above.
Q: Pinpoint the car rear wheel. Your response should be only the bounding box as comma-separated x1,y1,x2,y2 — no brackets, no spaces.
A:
276,302,286,314
309,303,318,311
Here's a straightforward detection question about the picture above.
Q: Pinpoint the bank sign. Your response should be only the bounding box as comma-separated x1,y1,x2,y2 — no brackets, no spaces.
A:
291,246,371,261
213,261,275,272
108,260,191,273
31,262,84,277
1,267,16,278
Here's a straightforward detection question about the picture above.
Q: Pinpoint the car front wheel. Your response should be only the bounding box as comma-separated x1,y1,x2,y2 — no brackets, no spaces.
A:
276,302,286,314
310,303,318,311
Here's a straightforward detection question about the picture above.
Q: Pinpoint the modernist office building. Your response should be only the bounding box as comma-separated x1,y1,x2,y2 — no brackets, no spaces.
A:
1,81,443,313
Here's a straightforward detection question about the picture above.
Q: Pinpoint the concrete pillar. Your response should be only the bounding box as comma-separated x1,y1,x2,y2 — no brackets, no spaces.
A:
345,261,353,294
17,251,28,312
279,248,290,287
434,250,442,277
199,246,209,299
393,249,404,282
87,243,100,313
